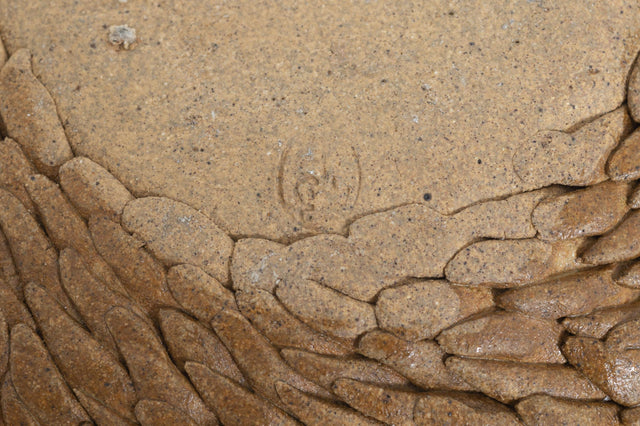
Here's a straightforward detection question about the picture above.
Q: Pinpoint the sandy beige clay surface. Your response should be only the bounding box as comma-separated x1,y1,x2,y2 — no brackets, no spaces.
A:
2,0,640,425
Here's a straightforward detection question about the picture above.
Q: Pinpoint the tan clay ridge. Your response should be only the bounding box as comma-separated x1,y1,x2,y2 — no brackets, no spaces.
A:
3,4,640,426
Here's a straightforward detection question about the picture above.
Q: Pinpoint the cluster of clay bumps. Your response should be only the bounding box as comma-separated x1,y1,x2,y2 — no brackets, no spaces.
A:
3,45,640,425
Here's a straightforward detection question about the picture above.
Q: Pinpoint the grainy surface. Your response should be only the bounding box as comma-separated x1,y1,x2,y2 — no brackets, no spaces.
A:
2,1,640,425
0,137,36,213
581,210,640,265
331,379,419,425
122,197,233,284
281,348,411,391
445,238,580,287
105,306,217,425
24,283,137,422
0,49,72,177
375,279,493,341
186,362,297,426
513,106,633,187
9,324,91,424
437,311,566,363
357,330,472,391
498,266,640,319
445,357,607,403
532,180,630,240
414,392,522,425
276,381,383,426
158,308,246,385
1,1,637,238
563,328,640,407
59,156,134,221
515,395,621,426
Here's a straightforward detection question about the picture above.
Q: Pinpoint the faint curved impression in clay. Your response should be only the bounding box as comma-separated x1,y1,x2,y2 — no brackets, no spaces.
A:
279,141,361,233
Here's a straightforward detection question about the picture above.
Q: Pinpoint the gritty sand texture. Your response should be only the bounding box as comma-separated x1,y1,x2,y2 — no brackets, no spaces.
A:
2,1,640,424
1,1,639,240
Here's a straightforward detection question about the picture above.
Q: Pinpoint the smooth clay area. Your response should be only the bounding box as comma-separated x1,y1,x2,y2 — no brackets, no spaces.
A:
2,1,640,425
